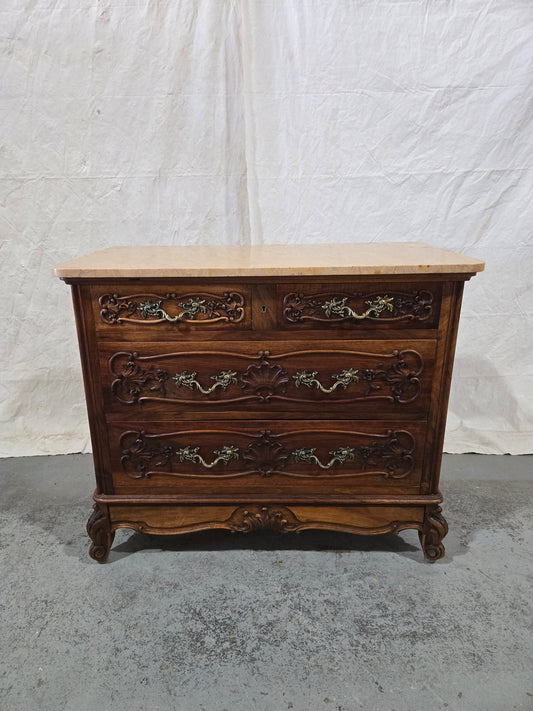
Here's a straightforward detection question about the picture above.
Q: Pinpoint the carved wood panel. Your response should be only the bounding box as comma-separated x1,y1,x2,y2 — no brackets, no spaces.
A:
101,341,435,419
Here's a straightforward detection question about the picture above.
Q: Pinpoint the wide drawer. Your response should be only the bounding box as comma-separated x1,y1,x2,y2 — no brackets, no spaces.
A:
100,340,436,420
107,420,426,496
91,282,252,337
277,281,442,332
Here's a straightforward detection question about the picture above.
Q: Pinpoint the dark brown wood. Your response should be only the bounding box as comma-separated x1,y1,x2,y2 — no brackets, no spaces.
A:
87,502,114,563
64,268,476,562
419,504,448,562
71,285,114,494
424,281,465,492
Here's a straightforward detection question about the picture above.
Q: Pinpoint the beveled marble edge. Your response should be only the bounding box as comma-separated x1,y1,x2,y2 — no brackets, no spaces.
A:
51,243,485,278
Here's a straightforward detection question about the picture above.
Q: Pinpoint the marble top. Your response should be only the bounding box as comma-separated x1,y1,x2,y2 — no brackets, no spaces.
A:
51,243,485,279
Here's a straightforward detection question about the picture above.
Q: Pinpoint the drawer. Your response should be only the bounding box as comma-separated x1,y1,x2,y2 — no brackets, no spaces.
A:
91,282,252,338
100,339,436,420
107,420,426,496
277,281,442,332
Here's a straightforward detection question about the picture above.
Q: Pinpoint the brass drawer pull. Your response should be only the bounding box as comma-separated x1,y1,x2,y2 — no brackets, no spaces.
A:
177,444,357,470
292,446,355,469
293,368,359,393
173,370,238,394
177,445,240,468
322,295,393,320
138,298,206,322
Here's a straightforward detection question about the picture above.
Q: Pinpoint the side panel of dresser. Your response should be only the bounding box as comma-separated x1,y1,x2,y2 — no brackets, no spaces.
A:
70,284,114,494
421,279,465,494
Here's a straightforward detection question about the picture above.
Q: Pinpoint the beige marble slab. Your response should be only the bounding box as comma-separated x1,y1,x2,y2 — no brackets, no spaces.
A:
51,242,484,279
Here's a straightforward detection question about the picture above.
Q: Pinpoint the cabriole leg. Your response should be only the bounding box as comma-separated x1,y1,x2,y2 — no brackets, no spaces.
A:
419,504,448,563
87,502,115,563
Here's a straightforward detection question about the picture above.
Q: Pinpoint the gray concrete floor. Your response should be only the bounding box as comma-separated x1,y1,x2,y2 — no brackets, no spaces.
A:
0,454,532,711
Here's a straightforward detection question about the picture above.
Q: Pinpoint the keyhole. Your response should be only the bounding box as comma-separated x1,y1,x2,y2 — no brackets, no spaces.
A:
261,304,267,313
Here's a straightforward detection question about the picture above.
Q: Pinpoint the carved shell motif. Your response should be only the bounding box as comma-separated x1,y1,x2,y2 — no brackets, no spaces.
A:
241,431,290,476
228,506,301,533
240,360,290,402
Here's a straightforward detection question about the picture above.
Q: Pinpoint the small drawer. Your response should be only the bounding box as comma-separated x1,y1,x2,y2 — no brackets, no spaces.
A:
91,282,252,339
277,282,442,333
100,339,436,420
107,419,426,496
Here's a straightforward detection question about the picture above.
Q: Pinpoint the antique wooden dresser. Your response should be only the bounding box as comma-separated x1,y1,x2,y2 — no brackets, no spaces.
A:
52,243,484,563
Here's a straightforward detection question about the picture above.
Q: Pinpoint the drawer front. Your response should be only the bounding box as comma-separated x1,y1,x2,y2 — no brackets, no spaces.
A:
277,282,442,332
100,340,436,420
108,420,426,496
91,283,252,338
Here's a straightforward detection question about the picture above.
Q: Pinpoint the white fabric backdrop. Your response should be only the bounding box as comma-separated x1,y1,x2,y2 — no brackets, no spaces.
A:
1,0,532,456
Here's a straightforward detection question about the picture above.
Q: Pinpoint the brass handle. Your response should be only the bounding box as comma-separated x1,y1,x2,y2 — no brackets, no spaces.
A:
138,298,207,322
173,370,238,394
174,444,356,469
177,445,239,468
293,368,359,393
321,295,394,320
292,446,355,469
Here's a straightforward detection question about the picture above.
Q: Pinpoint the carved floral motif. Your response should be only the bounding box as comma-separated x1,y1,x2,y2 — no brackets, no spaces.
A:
111,352,169,404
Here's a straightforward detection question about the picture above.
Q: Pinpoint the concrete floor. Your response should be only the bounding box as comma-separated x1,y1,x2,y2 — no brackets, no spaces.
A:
0,454,531,711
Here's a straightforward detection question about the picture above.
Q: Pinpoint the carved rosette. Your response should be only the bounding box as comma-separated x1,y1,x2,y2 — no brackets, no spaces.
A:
109,349,423,406
419,505,448,562
226,506,302,533
99,291,245,325
120,431,175,478
87,503,115,563
359,349,422,404
110,352,169,404
283,290,433,323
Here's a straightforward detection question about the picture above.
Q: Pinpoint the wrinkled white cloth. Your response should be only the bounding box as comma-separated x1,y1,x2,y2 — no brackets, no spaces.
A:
1,0,532,456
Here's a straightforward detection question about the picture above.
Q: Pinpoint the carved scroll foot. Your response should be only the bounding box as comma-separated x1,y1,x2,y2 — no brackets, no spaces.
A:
419,504,448,562
87,503,115,563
